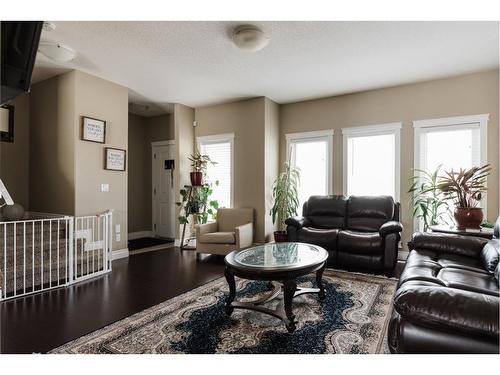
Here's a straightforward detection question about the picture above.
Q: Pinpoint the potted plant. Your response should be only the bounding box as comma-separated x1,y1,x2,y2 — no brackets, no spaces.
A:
270,157,300,242
437,164,491,229
177,181,219,225
408,166,451,231
188,152,216,186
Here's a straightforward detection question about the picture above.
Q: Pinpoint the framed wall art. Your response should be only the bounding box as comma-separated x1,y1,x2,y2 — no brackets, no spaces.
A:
82,116,106,143
104,147,126,171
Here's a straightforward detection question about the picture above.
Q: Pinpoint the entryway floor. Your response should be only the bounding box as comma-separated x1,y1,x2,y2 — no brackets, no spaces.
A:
0,247,225,353
128,237,174,252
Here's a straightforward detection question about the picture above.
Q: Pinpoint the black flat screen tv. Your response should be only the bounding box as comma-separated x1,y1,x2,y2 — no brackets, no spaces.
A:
1,21,43,105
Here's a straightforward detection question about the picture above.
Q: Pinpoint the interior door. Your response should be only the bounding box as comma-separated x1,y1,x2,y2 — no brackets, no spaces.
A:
152,144,175,239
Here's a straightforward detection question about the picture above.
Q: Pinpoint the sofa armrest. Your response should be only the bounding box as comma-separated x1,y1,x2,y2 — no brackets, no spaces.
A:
394,285,499,338
235,222,253,249
410,232,488,258
195,221,218,238
284,216,310,230
379,221,403,237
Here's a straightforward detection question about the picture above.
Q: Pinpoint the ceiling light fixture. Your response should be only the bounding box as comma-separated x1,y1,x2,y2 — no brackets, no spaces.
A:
38,41,76,63
42,22,56,32
232,25,270,52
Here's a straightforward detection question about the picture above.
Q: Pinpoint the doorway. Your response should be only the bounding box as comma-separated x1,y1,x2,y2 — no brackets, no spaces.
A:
151,141,175,239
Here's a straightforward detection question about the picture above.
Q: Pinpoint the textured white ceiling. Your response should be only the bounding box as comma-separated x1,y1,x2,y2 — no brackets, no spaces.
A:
32,21,499,116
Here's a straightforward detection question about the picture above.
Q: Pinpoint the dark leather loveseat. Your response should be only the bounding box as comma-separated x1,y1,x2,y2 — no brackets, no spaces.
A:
285,195,402,276
388,217,500,353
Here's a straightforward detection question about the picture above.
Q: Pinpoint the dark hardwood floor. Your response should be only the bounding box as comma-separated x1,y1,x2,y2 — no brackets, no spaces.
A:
0,248,225,354
0,247,404,354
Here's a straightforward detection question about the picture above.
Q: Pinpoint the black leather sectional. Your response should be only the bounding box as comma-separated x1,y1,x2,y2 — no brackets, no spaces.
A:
285,195,402,276
388,217,500,353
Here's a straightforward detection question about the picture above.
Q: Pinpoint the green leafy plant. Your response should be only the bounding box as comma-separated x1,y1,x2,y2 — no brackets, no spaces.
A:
188,151,216,173
437,164,491,208
408,166,451,231
177,182,220,225
270,155,301,232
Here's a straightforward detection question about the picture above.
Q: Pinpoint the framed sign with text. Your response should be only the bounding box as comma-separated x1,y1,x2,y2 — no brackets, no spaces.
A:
105,147,126,171
82,116,106,143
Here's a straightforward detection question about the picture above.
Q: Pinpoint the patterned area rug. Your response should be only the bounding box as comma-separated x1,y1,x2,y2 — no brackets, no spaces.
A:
50,270,396,354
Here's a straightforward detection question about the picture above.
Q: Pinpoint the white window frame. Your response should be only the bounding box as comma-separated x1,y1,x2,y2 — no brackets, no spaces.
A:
197,132,235,208
413,113,489,229
285,129,334,196
342,122,402,201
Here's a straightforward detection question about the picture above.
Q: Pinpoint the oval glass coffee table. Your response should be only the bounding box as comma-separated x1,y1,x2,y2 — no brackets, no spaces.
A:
224,242,328,333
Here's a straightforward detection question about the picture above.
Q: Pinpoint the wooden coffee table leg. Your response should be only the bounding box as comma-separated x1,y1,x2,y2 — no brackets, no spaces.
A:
224,266,236,316
283,279,297,333
316,262,326,300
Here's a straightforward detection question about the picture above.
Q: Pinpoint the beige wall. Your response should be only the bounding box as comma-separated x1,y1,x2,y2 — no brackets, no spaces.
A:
74,71,129,252
29,70,129,252
29,73,76,215
128,114,149,233
264,98,280,240
280,69,500,248
174,104,195,240
128,113,172,233
0,93,30,209
195,97,272,243
147,114,173,142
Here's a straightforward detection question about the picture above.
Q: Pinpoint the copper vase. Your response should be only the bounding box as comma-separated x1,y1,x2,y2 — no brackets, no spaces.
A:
454,207,483,229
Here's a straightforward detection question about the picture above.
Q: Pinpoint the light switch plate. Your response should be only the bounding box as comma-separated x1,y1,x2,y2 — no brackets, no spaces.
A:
115,224,121,234
101,184,109,192
116,233,121,242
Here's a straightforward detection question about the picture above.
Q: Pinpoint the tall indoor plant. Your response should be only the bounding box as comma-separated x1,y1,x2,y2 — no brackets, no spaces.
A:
270,155,300,242
437,164,491,229
408,166,451,231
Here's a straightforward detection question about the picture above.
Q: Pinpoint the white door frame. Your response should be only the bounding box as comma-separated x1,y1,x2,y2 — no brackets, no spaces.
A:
151,140,176,237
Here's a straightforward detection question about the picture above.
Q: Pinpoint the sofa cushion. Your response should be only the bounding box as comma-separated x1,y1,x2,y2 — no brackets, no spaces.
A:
337,251,383,270
297,227,339,252
338,230,383,255
303,195,347,229
438,268,499,296
480,239,500,273
198,232,235,244
399,249,499,296
346,195,395,231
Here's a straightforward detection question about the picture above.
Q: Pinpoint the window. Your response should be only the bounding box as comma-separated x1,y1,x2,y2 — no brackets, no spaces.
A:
197,133,234,209
413,114,489,221
342,123,401,200
286,130,333,210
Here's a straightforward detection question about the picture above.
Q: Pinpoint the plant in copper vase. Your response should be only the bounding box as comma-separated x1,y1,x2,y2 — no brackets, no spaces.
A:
188,151,216,186
437,164,491,229
270,153,300,242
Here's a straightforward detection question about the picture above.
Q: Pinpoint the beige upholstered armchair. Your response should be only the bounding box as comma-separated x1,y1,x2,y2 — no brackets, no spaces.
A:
196,208,254,256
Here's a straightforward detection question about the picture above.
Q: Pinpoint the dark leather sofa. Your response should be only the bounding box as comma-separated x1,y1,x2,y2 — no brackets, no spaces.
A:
388,217,500,353
285,195,402,276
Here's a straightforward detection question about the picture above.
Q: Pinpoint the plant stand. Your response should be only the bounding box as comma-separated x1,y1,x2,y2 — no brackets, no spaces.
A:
179,185,206,251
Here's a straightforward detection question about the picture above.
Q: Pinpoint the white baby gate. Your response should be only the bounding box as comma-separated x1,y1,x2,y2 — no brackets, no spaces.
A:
0,210,113,301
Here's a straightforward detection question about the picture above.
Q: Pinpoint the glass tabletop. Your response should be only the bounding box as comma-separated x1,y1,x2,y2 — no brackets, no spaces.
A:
233,243,325,269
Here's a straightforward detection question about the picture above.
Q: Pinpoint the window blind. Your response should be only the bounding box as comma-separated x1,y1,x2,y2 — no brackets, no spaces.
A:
199,140,232,209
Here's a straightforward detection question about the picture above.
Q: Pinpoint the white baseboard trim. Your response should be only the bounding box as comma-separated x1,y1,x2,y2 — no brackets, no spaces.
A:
112,248,129,260
174,239,181,247
128,231,153,240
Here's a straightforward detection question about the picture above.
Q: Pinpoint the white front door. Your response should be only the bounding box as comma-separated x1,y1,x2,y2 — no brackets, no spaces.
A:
152,143,175,239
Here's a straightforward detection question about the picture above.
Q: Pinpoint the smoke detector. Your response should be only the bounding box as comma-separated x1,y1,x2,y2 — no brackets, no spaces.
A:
232,25,270,52
38,41,76,62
